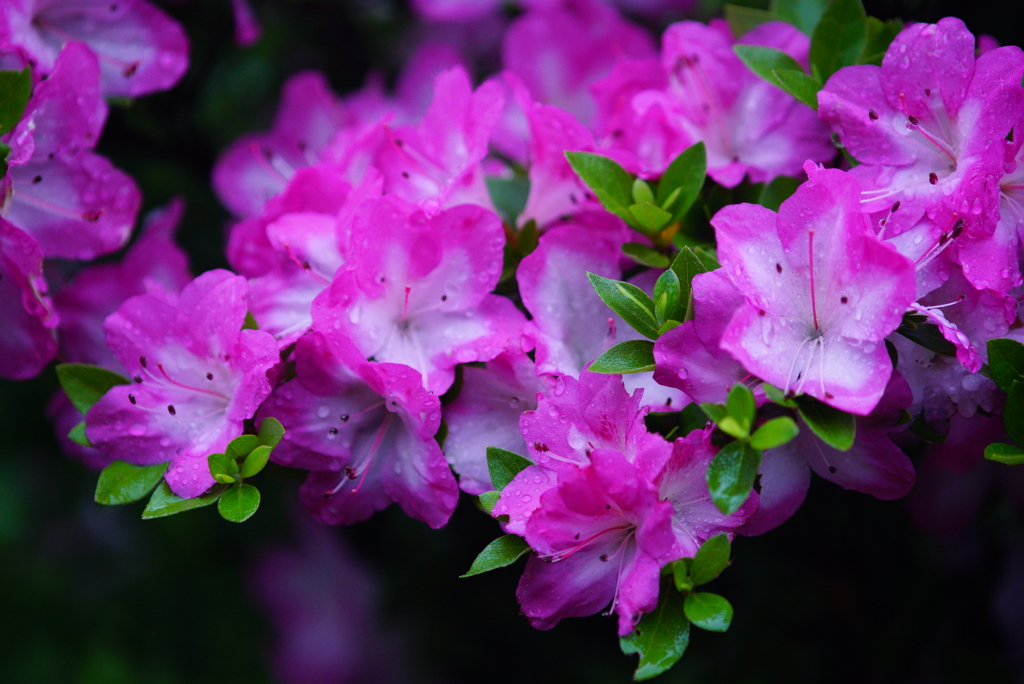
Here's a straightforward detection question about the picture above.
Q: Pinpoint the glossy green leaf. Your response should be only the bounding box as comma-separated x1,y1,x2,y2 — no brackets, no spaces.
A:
620,581,690,681
795,395,855,451
460,534,531,577
240,445,272,478
142,481,226,519
95,461,169,505
656,142,706,224
565,151,635,223
0,141,10,178
809,0,867,81
589,340,657,374
478,490,500,514
672,559,693,593
897,319,958,357
706,441,761,515
226,434,259,459
669,246,714,322
984,443,1024,465
733,44,806,86
683,592,733,632
726,383,756,435
653,269,681,326
987,339,1024,393
632,178,655,205
622,242,671,269
0,68,32,135
724,4,777,37
771,68,822,109
68,421,93,447
587,272,660,339
762,382,797,408
257,417,286,448
55,364,131,415
486,175,530,224
1005,381,1024,447
770,0,829,35
218,483,261,523
690,534,731,586
628,202,673,234
750,416,800,451
758,175,802,211
679,403,709,436
860,16,903,65
208,453,237,484
487,447,533,492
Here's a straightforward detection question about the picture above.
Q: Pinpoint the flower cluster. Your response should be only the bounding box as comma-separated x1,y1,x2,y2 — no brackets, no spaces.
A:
12,0,1024,679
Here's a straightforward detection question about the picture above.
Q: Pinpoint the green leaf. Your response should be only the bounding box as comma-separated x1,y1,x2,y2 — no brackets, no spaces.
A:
750,416,800,450
762,382,797,408
809,0,867,81
672,559,693,592
656,142,706,224
795,396,856,451
68,421,93,447
726,383,756,436
589,340,657,374
770,0,829,35
218,483,261,523
240,445,272,478
0,68,32,135
683,592,733,632
987,339,1024,393
758,175,802,212
226,434,259,459
242,311,259,330
628,202,673,235
1005,381,1024,447
620,581,690,681
257,417,286,448
208,453,237,484
985,443,1024,465
679,403,709,436
724,4,778,37
690,534,731,586
486,175,530,224
622,242,671,269
142,481,226,519
460,534,531,577
771,69,822,109
565,151,635,223
669,246,714,323
706,441,762,515
95,461,169,505
0,141,10,178
859,16,903,65
897,320,958,357
632,178,655,205
487,447,533,492
908,412,947,444
653,269,681,326
587,272,660,340
733,44,807,86
478,490,500,514
55,364,131,415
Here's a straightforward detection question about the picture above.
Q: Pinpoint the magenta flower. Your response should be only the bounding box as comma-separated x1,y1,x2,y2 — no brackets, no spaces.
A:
0,218,56,380
3,41,140,261
258,327,458,529
311,195,524,394
85,270,279,498
713,165,916,414
818,17,1024,295
516,447,677,636
0,0,188,97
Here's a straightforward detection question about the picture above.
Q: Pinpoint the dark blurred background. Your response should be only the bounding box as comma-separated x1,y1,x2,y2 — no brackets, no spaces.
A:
3,1,1024,682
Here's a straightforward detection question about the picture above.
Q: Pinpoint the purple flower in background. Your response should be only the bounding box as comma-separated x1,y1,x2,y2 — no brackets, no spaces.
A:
713,165,916,414
0,217,56,380
259,326,458,528
85,270,279,498
0,0,188,97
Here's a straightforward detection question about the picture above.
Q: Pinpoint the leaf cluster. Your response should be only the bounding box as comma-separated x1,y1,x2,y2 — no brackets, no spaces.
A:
983,339,1024,464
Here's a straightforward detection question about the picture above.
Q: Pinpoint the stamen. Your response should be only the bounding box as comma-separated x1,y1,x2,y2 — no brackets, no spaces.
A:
543,525,632,562
284,244,330,285
156,363,230,400
808,228,820,331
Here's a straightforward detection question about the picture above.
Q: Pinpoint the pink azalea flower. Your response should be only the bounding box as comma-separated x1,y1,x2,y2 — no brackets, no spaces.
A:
311,195,524,394
818,17,1024,295
3,41,141,261
0,0,188,97
258,327,458,529
84,270,280,498
515,447,677,636
592,19,834,182
0,217,56,380
229,0,261,47
740,373,915,536
713,164,916,415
